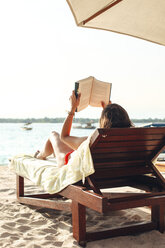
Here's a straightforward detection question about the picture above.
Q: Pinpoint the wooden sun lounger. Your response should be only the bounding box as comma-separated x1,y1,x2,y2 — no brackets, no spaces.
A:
16,127,165,246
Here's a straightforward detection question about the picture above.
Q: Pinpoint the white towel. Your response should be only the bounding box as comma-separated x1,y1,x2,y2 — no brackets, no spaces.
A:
9,135,95,194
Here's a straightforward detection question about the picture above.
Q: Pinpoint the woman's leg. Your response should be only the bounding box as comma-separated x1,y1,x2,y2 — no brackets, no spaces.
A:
36,131,73,167
36,139,54,160
49,131,73,167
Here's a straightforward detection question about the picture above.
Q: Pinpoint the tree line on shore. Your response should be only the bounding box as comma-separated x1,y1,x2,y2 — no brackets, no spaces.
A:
0,117,165,124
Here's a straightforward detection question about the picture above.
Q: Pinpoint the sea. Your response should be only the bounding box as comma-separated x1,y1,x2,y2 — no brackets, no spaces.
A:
0,122,154,165
0,123,98,165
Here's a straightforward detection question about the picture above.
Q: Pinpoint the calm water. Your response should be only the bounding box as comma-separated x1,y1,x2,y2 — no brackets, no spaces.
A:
0,122,148,165
0,123,97,165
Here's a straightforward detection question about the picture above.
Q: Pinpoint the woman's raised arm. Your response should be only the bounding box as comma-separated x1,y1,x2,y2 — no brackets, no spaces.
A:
60,91,87,150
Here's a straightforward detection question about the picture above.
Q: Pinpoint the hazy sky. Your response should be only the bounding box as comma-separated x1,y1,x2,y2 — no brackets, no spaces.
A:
0,0,165,119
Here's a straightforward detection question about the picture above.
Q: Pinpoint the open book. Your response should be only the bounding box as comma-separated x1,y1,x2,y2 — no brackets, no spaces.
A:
75,76,112,112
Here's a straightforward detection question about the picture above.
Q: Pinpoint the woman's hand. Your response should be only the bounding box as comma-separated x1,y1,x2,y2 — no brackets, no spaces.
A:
69,90,81,113
101,100,112,109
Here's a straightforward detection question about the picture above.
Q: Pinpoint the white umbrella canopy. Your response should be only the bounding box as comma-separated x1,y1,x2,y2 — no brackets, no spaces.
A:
66,0,165,46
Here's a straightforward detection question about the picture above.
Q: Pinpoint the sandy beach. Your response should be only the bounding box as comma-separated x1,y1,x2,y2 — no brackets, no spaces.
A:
1,165,165,248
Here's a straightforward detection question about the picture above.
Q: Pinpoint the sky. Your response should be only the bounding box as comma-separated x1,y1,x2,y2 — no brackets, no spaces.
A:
0,0,165,120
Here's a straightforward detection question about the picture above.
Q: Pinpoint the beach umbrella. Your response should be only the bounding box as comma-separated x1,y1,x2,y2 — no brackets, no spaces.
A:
66,0,165,46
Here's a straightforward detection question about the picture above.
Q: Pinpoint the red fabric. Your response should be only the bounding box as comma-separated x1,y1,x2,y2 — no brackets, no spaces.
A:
64,151,74,165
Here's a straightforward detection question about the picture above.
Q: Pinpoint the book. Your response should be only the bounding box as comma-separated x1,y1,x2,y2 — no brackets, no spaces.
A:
75,76,112,112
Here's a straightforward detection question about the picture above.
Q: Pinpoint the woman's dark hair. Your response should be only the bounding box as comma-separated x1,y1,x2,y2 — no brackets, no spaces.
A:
99,103,133,128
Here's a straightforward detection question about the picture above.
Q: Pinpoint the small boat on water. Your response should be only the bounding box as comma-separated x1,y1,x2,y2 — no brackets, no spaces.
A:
73,122,96,129
21,122,33,131
21,126,32,131
142,123,165,128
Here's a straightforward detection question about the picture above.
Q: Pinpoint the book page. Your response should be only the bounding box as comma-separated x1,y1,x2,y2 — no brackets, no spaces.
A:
75,76,93,112
89,78,112,107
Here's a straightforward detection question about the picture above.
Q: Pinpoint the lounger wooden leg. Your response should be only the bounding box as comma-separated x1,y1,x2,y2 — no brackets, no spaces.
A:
152,204,165,233
16,175,24,198
72,200,86,246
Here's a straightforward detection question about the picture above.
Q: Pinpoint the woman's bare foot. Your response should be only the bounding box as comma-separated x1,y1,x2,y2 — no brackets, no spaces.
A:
34,150,40,158
34,150,46,160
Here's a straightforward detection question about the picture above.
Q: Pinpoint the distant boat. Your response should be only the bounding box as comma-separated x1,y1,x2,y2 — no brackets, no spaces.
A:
73,122,96,129
21,122,33,131
24,122,32,126
142,123,165,127
21,126,32,131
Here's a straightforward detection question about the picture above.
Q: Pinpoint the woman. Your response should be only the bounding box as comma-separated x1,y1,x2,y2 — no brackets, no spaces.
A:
35,91,132,167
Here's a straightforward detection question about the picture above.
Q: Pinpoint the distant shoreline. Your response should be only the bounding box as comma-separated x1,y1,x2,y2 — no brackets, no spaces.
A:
0,117,165,124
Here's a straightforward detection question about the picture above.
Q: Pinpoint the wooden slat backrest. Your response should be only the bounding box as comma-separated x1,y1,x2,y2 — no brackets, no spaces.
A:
89,127,165,180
